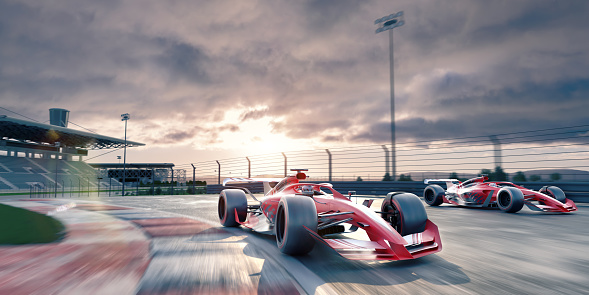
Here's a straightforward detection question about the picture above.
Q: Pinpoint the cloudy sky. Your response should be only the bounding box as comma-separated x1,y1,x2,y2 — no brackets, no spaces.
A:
1,0,588,165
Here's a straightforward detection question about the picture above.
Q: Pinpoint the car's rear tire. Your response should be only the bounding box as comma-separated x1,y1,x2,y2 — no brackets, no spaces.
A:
218,189,248,227
381,192,428,236
497,187,524,213
423,184,444,206
539,186,566,202
275,196,317,255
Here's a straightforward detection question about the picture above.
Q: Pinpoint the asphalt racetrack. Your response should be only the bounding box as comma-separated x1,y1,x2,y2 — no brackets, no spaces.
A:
22,194,589,294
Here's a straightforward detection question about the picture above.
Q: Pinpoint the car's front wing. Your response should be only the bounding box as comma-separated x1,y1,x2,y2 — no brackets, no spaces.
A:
303,220,441,260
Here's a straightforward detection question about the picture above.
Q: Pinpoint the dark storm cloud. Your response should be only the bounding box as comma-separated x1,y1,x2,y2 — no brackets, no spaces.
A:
147,123,238,145
355,77,589,144
163,130,197,142
1,0,588,149
301,0,366,32
219,124,239,132
145,129,200,145
322,135,344,142
468,2,589,44
155,39,211,84
271,118,352,140
240,108,269,122
0,1,152,117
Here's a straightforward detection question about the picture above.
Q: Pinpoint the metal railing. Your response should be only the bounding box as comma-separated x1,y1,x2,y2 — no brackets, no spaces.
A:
186,125,589,184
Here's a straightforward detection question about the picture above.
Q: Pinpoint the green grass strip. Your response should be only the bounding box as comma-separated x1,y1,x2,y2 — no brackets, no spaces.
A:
0,204,66,245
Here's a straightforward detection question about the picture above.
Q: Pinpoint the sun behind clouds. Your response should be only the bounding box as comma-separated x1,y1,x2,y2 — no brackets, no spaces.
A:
220,108,313,155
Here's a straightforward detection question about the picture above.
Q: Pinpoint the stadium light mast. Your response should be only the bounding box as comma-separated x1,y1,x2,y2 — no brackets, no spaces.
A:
121,113,130,196
489,135,502,169
54,142,60,198
375,11,404,181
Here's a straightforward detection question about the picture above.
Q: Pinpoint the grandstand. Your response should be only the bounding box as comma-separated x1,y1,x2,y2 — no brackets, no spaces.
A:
0,109,146,192
89,163,181,186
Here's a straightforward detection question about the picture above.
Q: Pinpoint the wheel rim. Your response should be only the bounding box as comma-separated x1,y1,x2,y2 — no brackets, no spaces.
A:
218,197,226,221
276,206,285,245
424,190,434,203
499,193,511,208
384,205,398,230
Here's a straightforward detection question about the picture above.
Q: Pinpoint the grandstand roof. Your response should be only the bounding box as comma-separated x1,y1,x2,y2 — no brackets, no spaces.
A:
89,163,174,169
0,115,145,150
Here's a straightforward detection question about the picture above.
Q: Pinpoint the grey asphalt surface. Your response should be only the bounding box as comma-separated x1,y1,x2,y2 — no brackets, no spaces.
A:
7,193,588,294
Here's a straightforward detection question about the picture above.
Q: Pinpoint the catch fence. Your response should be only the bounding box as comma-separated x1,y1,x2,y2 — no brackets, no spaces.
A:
184,124,589,184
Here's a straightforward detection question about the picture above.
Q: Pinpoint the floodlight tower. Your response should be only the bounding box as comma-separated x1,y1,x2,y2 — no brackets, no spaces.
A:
121,113,130,196
489,135,502,169
375,11,404,181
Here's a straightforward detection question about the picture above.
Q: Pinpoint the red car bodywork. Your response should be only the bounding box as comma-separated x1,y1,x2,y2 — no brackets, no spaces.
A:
223,172,442,260
425,176,577,213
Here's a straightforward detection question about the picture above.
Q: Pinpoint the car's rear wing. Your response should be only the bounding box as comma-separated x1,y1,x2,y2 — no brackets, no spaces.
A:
424,179,460,189
222,177,283,186
223,177,283,195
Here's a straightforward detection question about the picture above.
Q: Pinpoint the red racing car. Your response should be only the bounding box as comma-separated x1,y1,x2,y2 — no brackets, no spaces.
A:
218,169,442,260
423,175,577,213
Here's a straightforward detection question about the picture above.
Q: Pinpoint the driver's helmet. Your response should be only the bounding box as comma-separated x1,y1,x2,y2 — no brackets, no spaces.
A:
488,183,497,187
301,185,314,196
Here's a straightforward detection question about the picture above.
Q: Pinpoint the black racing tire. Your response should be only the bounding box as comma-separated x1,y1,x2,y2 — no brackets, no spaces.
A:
381,192,428,236
497,187,525,213
275,196,318,255
539,186,566,202
423,184,445,206
218,189,248,227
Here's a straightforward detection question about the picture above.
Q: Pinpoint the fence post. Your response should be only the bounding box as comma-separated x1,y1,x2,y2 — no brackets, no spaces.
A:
382,145,390,178
489,135,502,169
54,144,59,198
151,168,155,195
246,157,251,178
326,149,332,182
171,167,174,195
282,153,287,177
191,164,196,194
216,160,221,185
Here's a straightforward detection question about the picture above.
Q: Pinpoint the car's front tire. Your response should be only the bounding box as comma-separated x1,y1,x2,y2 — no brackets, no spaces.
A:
539,186,566,202
497,187,524,213
381,192,428,236
275,196,317,255
423,184,444,206
218,189,248,227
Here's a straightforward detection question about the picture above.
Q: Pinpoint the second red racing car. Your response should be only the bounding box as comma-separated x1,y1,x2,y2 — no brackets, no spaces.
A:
218,169,442,260
423,175,577,213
